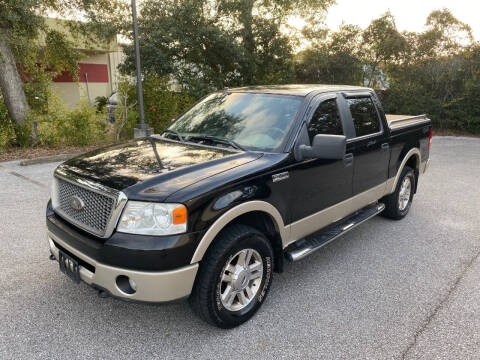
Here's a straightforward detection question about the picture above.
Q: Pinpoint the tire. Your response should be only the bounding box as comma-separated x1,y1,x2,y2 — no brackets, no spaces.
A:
381,166,416,220
189,224,274,328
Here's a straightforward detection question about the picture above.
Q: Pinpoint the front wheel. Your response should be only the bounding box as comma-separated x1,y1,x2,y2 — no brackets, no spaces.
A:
189,224,274,328
381,166,416,220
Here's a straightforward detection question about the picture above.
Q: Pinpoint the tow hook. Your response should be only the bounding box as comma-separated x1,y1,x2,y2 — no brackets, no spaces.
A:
49,254,56,261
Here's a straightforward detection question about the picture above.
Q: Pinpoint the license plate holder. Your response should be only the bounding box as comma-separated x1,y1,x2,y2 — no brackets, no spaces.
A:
59,250,80,284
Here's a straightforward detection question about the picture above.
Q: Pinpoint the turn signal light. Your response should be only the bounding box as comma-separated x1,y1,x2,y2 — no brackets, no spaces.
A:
428,128,433,149
173,205,187,225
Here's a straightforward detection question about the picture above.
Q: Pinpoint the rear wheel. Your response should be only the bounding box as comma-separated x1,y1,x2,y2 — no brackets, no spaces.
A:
189,224,274,328
382,166,415,220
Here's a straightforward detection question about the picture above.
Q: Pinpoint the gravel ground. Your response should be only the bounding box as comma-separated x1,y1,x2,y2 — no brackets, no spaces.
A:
0,136,479,360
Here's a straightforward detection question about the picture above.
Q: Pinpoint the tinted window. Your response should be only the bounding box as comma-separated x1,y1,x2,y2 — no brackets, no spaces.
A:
347,97,381,137
307,98,343,142
168,92,303,151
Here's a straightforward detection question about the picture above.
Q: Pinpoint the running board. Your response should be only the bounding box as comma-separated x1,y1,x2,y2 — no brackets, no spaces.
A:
285,203,385,262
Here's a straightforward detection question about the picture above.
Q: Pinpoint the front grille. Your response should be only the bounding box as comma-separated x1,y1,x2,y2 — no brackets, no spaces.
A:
55,178,115,237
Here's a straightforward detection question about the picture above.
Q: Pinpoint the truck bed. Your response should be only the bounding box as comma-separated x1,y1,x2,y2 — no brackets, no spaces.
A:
386,114,430,131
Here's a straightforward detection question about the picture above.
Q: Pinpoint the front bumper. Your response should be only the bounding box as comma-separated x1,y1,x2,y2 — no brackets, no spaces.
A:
48,231,198,302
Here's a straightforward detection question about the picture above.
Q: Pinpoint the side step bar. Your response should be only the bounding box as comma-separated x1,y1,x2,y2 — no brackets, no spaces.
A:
285,203,385,262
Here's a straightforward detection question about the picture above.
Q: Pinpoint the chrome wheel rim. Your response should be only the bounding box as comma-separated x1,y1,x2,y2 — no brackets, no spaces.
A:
398,177,412,211
219,248,263,312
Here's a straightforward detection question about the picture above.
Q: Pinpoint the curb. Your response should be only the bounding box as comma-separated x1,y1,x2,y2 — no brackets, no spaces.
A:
19,153,79,166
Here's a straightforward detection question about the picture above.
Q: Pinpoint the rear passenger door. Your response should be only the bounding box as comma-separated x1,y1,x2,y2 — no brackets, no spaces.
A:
344,94,390,195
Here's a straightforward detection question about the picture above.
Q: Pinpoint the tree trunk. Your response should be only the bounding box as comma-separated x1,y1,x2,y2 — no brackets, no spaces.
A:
0,35,30,125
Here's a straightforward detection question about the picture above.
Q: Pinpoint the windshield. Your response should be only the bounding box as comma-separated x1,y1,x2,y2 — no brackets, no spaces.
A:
167,92,304,151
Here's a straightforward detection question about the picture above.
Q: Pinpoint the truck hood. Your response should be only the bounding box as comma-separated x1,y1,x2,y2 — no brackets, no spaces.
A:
57,137,262,199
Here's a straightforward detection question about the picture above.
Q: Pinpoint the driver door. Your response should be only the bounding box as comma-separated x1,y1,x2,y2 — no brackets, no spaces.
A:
288,94,354,236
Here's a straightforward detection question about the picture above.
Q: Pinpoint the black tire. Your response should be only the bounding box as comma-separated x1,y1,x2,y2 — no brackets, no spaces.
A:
381,166,416,220
189,224,274,328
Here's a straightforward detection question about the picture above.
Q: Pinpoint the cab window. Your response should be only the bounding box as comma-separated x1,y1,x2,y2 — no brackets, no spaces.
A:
307,98,343,142
347,97,381,137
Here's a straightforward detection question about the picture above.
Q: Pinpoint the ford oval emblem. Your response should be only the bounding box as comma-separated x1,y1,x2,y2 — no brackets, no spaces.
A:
70,195,85,211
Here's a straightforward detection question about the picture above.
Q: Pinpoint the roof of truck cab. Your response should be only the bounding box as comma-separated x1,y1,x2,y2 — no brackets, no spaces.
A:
227,84,371,96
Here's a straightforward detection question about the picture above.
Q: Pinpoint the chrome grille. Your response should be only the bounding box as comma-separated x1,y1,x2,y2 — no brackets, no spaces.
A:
54,177,116,237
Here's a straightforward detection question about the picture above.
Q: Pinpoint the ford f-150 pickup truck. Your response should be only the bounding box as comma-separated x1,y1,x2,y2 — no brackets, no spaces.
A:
46,85,432,328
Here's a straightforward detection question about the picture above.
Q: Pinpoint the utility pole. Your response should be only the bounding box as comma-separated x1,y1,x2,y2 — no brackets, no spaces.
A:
131,0,152,138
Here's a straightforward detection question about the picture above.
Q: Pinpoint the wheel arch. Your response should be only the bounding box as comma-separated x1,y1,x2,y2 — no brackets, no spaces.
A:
387,147,421,194
190,201,288,269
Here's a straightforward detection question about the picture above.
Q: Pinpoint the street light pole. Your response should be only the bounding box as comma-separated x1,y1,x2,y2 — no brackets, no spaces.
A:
131,0,152,138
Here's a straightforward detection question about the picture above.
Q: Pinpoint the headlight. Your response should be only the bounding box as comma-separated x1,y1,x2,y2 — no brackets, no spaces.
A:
117,201,187,235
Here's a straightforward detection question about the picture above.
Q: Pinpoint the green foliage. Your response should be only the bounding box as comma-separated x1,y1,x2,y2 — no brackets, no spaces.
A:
378,10,480,133
120,0,333,97
95,96,108,113
114,75,196,139
31,96,109,146
295,24,365,85
0,0,42,39
0,96,34,149
44,30,81,79
0,0,127,134
296,8,480,134
120,0,244,97
142,76,196,132
0,100,16,150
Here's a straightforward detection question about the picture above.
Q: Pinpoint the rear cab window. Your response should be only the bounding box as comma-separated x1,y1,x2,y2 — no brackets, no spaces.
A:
347,97,382,137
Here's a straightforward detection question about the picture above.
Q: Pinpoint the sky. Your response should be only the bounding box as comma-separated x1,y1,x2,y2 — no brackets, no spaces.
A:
323,0,480,39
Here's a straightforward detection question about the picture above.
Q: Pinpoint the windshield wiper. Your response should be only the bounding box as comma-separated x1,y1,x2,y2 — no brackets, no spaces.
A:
162,129,184,142
188,135,245,151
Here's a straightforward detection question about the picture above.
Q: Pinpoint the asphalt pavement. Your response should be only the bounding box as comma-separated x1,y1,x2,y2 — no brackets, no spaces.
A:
0,136,479,359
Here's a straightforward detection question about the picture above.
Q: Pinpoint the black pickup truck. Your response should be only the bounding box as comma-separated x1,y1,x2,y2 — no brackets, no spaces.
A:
46,85,432,328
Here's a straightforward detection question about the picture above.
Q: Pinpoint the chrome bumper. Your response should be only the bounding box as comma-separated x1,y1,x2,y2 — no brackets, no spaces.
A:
47,231,198,302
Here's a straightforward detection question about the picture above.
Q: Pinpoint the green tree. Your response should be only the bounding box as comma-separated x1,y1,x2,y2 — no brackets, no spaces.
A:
380,9,480,132
295,24,364,85
121,0,334,95
0,0,127,127
120,0,244,97
361,12,407,87
216,0,334,85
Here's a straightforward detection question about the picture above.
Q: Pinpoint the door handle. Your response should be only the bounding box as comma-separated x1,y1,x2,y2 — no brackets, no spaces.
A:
381,143,389,151
343,153,353,167
366,140,376,147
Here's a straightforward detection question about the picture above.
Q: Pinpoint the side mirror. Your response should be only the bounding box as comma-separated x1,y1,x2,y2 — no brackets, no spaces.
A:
299,134,346,160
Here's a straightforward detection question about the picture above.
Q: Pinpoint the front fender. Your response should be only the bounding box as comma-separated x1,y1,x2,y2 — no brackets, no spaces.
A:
190,200,289,263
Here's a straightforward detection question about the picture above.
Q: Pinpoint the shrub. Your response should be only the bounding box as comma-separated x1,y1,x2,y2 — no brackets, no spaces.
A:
0,101,16,151
35,96,110,147
142,76,196,132
95,96,108,113
114,75,196,140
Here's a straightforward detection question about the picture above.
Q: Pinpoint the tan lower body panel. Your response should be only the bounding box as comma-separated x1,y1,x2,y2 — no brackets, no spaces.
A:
48,231,198,302
285,182,387,246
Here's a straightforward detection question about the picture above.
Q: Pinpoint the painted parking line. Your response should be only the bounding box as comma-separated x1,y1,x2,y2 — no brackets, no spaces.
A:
0,164,47,188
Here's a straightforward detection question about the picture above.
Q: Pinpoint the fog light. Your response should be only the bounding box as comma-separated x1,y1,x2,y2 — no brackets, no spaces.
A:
128,278,137,292
116,275,137,295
